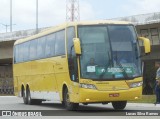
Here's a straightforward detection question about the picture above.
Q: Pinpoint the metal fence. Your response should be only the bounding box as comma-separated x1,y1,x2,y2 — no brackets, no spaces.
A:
0,86,14,95
0,80,14,94
0,65,14,95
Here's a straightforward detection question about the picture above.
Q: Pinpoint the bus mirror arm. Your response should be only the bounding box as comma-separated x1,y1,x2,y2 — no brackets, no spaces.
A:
138,37,151,54
73,38,82,55
136,53,150,59
69,45,74,57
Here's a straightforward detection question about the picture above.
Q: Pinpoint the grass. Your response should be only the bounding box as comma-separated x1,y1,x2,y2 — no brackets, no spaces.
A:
129,95,156,103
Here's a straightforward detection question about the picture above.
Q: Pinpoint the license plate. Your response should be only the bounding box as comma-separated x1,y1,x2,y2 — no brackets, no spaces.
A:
109,93,119,97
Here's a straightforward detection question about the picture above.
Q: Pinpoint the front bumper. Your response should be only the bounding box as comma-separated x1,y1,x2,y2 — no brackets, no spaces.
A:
77,86,142,103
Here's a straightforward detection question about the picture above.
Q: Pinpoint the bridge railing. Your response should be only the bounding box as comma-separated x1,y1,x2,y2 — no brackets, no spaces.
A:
0,28,48,42
108,12,160,25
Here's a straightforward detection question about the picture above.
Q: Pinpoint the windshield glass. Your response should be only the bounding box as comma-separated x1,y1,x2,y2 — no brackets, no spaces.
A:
78,25,141,80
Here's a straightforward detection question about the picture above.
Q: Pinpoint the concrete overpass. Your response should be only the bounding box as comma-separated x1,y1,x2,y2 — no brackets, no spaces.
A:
0,28,46,94
0,28,48,64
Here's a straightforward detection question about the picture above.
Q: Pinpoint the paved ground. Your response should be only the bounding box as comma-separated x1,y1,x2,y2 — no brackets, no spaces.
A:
0,96,160,119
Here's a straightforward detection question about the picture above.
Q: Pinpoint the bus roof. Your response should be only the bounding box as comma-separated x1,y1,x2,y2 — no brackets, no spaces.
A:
14,20,132,45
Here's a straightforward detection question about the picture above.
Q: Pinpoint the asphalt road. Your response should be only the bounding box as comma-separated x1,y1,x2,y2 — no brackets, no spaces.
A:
0,96,160,119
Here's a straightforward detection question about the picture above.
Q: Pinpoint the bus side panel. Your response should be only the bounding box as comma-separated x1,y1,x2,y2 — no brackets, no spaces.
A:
13,76,18,96
28,58,58,100
54,56,71,101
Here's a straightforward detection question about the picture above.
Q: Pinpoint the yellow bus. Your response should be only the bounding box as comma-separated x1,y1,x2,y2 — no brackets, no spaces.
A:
13,20,150,110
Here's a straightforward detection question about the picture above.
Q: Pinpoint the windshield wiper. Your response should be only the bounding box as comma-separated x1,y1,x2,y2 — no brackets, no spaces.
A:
98,51,130,80
114,51,129,80
99,52,112,79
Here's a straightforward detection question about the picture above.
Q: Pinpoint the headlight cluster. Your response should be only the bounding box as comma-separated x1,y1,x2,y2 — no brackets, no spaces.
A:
80,83,97,90
129,82,143,88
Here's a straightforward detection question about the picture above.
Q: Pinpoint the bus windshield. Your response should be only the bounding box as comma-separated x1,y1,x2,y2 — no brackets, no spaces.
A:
78,25,141,80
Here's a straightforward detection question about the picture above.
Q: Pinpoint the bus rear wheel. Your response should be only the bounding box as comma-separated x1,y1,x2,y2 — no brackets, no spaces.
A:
63,88,79,111
112,101,127,110
22,89,27,104
26,88,42,105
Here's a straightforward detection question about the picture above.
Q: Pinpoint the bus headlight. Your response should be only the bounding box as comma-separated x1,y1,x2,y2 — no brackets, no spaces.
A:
129,82,143,88
80,84,97,90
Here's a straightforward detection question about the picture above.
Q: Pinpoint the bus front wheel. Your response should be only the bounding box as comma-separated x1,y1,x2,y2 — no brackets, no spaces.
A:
63,88,79,111
112,101,127,110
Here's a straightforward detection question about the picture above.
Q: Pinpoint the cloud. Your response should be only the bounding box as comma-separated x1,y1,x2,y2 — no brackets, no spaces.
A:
138,0,160,13
0,0,95,32
13,0,66,28
80,0,95,20
2,0,160,32
0,0,10,24
121,0,160,16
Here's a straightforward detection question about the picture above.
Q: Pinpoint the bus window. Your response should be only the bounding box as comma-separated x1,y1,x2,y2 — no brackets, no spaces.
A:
23,42,30,61
14,46,18,63
78,26,110,79
19,44,24,62
67,27,78,82
55,30,65,56
37,37,46,59
29,40,37,60
45,33,55,57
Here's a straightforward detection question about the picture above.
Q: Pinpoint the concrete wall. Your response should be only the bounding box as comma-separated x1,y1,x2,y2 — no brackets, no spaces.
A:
136,23,160,46
0,41,15,64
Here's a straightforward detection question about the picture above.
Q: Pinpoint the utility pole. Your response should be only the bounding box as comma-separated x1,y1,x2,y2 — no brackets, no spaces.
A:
10,0,12,32
36,0,38,34
1,24,16,33
1,24,10,32
66,0,80,22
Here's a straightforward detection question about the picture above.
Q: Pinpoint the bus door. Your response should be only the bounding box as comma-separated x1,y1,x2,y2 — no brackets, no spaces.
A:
67,26,80,101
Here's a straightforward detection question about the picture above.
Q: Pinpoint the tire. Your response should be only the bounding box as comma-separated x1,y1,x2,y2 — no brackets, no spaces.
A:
61,101,65,106
112,101,127,110
22,89,28,104
63,88,79,111
82,103,88,105
26,88,42,105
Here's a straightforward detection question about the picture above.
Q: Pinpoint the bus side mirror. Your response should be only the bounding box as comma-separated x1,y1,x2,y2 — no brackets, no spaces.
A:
73,38,81,55
138,37,151,54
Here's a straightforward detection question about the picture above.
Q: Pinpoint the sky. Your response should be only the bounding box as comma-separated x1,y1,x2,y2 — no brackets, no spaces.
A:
0,0,160,33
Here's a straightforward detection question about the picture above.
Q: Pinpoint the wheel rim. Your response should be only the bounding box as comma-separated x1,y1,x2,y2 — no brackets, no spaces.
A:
23,90,27,104
65,90,71,106
23,90,25,100
27,90,31,103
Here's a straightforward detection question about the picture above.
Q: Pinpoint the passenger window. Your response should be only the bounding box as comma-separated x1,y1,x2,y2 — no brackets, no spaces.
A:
55,30,65,56
29,40,37,60
37,37,46,59
45,34,55,57
23,42,29,61
19,44,24,62
14,46,18,63
17,45,20,63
